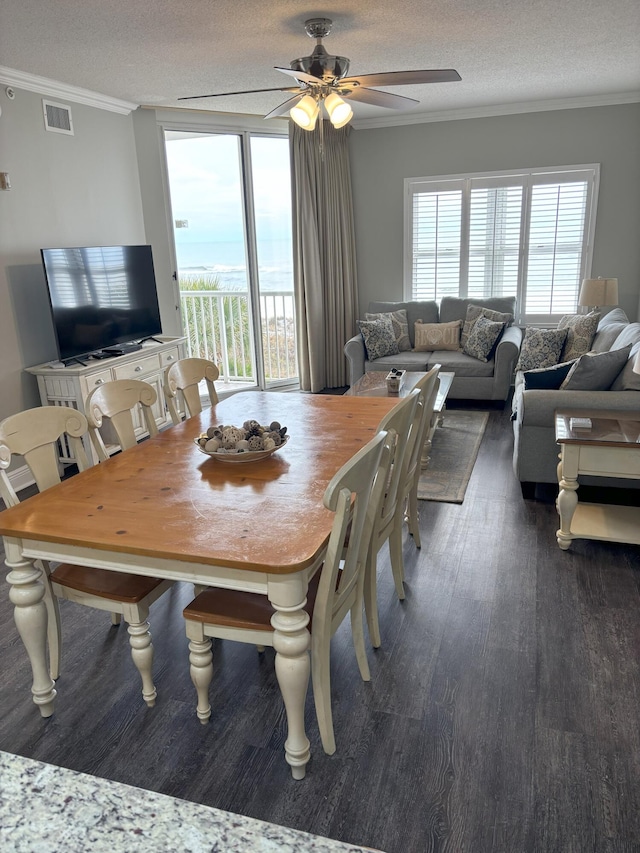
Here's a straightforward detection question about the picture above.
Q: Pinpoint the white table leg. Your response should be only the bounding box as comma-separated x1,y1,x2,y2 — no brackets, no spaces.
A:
4,537,57,716
268,574,311,780
556,447,579,550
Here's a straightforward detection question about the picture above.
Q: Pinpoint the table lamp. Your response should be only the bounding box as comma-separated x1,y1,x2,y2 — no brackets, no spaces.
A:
578,277,618,312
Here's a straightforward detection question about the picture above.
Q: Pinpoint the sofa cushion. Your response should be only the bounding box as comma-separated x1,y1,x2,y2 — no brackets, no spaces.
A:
365,309,411,351
598,307,629,328
414,319,461,351
516,327,568,371
427,349,494,377
523,360,576,390
558,311,600,361
357,317,399,361
364,351,429,373
591,323,629,352
439,296,517,326
560,345,632,391
610,322,640,352
462,316,505,362
610,341,640,391
368,301,439,347
460,304,514,348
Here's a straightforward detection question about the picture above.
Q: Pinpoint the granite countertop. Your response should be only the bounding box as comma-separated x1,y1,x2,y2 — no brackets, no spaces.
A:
0,752,381,853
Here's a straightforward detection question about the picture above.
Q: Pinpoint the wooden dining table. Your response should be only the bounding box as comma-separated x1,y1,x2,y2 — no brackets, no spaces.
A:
0,391,398,779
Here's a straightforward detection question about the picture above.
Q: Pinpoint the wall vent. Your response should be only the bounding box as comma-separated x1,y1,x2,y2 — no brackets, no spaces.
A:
42,100,74,135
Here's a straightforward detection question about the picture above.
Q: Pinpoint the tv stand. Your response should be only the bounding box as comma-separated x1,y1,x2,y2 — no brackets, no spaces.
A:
27,336,187,463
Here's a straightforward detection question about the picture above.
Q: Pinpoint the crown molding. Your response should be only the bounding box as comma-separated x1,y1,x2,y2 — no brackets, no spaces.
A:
0,66,138,115
351,91,640,130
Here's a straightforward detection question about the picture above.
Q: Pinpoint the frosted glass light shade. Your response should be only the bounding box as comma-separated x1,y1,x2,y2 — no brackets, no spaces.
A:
578,277,619,307
290,95,319,130
324,92,353,128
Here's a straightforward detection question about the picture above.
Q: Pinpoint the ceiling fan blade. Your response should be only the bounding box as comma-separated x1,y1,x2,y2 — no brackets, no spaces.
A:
341,69,461,88
344,87,419,110
178,86,299,101
274,66,325,86
263,93,305,120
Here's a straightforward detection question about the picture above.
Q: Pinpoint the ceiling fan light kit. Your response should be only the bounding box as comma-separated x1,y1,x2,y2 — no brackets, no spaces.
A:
179,17,461,129
290,94,320,130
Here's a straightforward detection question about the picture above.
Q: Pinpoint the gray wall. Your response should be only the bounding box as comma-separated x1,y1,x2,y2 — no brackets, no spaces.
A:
349,103,640,321
0,88,149,424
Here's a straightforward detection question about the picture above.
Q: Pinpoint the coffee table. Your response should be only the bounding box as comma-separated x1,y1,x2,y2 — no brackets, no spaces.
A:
346,371,454,467
555,410,640,550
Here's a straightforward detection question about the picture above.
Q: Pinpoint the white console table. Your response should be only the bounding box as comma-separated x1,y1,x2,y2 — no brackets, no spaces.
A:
26,336,187,463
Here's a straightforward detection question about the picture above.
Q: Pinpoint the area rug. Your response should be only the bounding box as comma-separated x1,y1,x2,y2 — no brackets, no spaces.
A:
417,410,490,503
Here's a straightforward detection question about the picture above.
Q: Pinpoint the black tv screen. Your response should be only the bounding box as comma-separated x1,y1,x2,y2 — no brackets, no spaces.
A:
41,245,163,361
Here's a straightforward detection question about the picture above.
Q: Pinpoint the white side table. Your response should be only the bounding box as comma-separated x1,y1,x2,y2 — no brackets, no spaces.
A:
555,411,640,550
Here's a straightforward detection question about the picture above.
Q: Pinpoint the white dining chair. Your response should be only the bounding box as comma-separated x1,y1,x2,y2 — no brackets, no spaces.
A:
85,378,160,461
0,403,172,706
163,357,220,425
364,389,420,649
393,364,441,553
182,428,394,756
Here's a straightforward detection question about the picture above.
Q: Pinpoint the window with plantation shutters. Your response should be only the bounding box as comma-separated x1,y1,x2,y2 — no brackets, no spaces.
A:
405,166,599,324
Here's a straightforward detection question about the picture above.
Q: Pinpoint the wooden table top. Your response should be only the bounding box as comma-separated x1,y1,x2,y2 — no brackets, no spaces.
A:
0,392,399,575
555,410,640,447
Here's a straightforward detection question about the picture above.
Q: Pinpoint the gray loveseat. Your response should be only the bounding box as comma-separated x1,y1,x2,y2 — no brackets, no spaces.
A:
512,308,640,495
344,297,523,402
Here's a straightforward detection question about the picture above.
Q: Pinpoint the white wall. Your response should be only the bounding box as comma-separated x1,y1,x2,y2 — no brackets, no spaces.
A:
0,87,150,424
349,103,640,321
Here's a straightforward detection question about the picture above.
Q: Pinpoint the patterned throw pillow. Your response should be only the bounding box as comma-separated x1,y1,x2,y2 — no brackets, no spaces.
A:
365,309,411,352
557,311,600,361
357,316,399,361
462,316,505,362
560,345,632,391
515,327,567,372
413,319,461,352
460,305,514,349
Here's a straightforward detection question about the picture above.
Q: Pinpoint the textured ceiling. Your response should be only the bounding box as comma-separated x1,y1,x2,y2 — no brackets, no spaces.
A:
1,0,639,122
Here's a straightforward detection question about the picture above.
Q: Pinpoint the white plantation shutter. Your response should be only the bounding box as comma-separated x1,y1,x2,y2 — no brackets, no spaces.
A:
411,185,461,301
525,180,589,316
406,166,598,323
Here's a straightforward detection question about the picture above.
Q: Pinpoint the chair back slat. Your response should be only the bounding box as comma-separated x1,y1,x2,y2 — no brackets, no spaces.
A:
0,406,90,505
312,430,394,639
164,358,220,424
400,365,441,495
85,380,158,461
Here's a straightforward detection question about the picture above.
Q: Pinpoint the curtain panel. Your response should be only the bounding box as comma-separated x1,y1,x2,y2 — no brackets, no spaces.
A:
290,123,358,391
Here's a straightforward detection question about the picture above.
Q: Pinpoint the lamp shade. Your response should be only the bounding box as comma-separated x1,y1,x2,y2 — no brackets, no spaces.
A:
324,92,353,128
578,277,619,307
290,95,319,130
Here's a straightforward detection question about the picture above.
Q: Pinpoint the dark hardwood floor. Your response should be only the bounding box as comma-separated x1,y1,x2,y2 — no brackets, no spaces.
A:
1,402,639,852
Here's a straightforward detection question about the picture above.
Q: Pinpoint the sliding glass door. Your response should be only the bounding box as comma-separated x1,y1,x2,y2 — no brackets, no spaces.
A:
164,129,298,390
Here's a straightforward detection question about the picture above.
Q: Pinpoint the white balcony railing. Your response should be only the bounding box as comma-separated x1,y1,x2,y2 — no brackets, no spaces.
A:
179,289,298,385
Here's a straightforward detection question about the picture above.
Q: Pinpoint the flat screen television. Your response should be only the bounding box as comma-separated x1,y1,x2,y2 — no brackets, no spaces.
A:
41,245,163,363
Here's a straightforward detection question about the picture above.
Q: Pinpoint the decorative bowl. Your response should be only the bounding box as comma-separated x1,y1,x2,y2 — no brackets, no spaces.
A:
194,435,289,464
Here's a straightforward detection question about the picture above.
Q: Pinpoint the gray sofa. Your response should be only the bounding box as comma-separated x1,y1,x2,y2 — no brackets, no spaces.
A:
344,296,523,402
512,308,640,495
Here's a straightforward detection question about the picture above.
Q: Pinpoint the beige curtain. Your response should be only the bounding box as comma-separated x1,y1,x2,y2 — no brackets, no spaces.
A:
290,122,358,391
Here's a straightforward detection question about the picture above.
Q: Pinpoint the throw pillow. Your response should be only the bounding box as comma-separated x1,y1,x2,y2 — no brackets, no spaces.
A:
557,311,600,361
365,309,411,352
523,360,576,390
413,319,461,352
515,327,568,372
462,316,505,362
610,341,640,391
460,304,514,348
357,316,399,361
560,345,632,391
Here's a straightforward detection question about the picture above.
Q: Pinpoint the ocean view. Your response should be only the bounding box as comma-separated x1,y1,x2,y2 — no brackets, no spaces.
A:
176,240,294,293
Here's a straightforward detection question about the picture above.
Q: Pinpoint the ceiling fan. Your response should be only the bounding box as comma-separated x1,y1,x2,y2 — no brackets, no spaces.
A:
178,18,461,130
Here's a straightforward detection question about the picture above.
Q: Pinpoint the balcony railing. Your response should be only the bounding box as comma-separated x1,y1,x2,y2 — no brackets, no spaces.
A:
179,289,298,386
